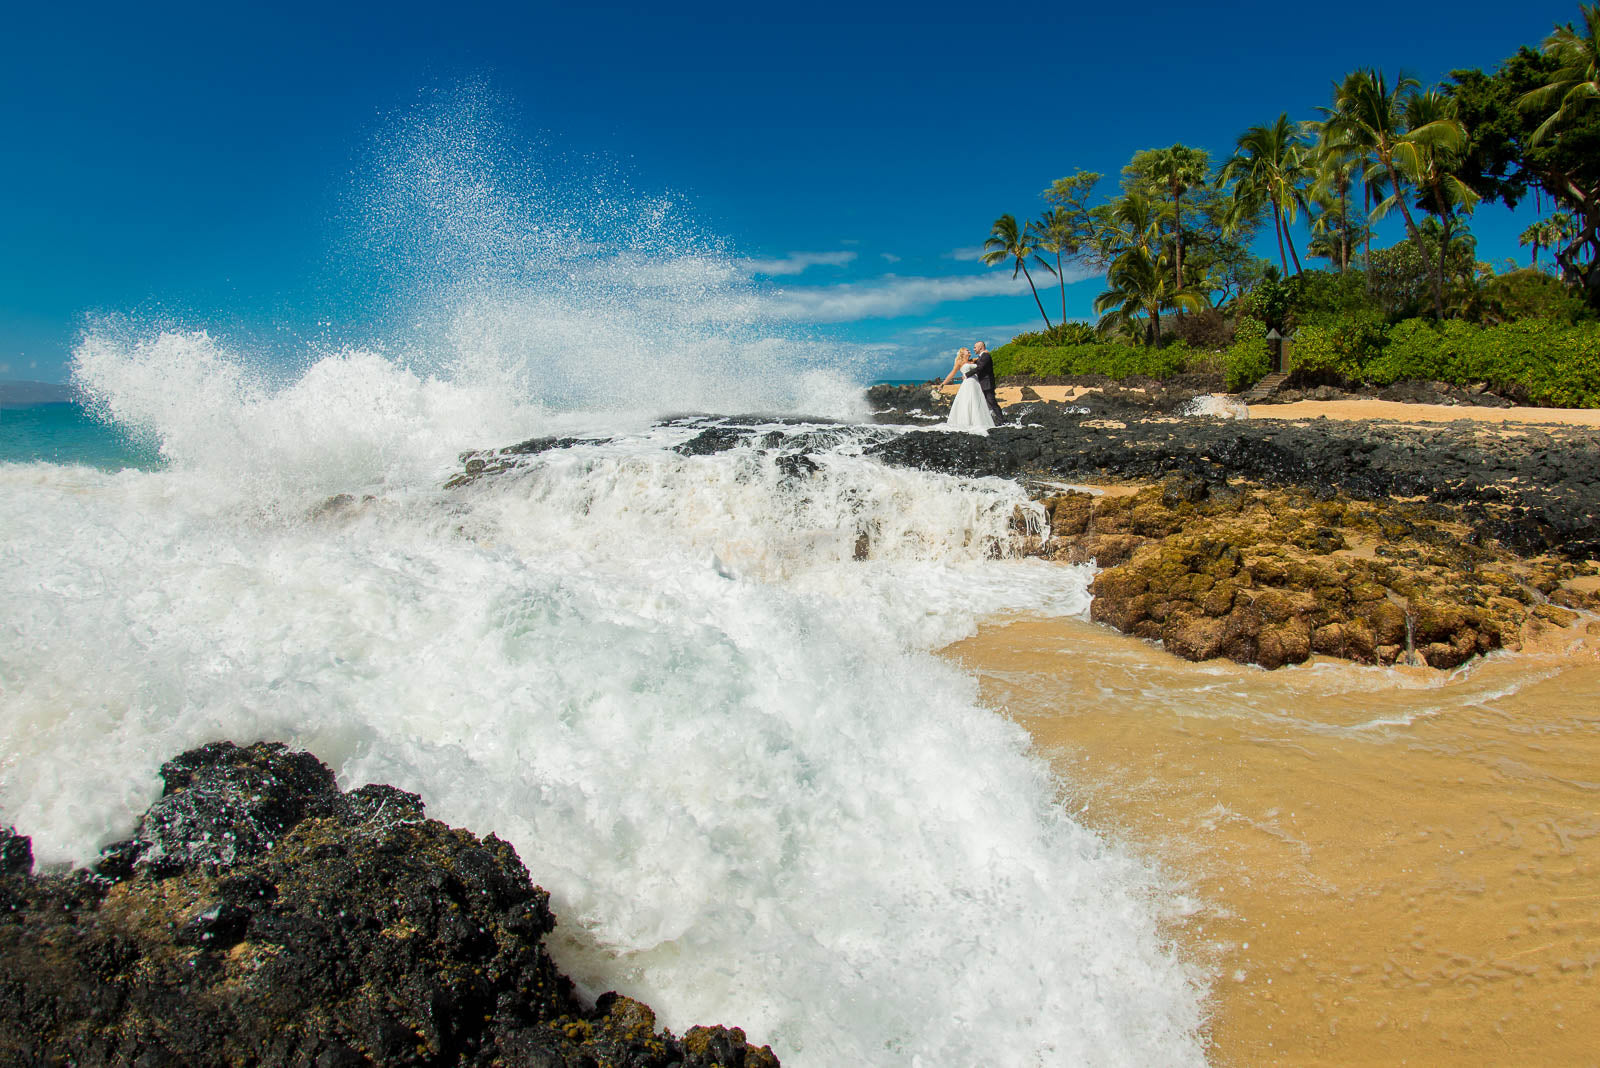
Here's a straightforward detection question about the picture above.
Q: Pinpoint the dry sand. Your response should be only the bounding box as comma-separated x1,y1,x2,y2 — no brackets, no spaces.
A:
936,384,1091,404
934,384,1600,427
1249,399,1600,427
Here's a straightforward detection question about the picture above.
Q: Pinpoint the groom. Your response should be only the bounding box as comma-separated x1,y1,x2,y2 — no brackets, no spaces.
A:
964,341,1004,424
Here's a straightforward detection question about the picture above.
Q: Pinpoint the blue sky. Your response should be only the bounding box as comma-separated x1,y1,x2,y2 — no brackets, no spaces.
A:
0,0,1582,384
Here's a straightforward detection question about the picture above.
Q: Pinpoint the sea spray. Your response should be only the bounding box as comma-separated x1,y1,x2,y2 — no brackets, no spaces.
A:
336,79,872,420
0,413,1206,1064
5,86,1209,1064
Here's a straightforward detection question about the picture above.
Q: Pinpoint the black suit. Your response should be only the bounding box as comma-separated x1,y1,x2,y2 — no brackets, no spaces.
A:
966,351,1003,422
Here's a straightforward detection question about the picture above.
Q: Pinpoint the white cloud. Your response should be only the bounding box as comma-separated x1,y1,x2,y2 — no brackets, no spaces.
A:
739,251,858,276
880,253,901,263
942,245,988,262
756,263,1100,323
759,273,1031,321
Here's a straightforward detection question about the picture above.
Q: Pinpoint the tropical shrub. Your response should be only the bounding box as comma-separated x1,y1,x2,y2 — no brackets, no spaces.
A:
1166,307,1235,350
1221,317,1271,391
996,305,1600,407
1472,269,1592,324
1289,312,1389,379
1363,319,1600,405
1235,269,1297,330
1365,242,1434,321
992,340,1191,378
1366,319,1473,384
1293,269,1375,323
1010,322,1099,346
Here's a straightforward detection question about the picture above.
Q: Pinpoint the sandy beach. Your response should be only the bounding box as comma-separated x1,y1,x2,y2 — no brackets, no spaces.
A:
937,382,1600,428
1251,399,1600,427
944,613,1600,1065
927,396,1600,1064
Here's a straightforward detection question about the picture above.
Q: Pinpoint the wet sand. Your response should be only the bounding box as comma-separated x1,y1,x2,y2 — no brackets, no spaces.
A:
943,615,1600,1066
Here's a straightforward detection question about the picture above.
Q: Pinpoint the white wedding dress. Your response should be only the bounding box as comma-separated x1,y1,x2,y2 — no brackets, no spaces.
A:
947,369,996,431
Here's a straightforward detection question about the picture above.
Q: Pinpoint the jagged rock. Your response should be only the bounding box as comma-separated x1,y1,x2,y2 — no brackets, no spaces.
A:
129,741,344,875
1076,484,1588,670
676,427,750,456
863,402,1600,559
774,453,820,481
0,743,779,1068
0,826,30,877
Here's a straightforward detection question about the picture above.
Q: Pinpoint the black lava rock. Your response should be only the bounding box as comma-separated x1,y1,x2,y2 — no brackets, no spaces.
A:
0,742,779,1068
866,410,1600,559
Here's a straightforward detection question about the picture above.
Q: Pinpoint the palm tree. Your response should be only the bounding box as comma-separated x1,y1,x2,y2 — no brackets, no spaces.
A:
1027,207,1078,326
1092,245,1207,346
1530,211,1581,277
1520,218,1558,268
1145,145,1212,294
1306,193,1370,271
1218,115,1312,275
982,214,1056,329
1551,211,1580,279
1325,70,1430,266
1308,102,1374,273
1519,3,1600,143
1317,70,1390,270
1096,190,1165,261
1392,89,1479,317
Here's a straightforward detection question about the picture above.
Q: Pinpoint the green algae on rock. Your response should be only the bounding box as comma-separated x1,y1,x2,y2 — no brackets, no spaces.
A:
1032,481,1597,670
0,742,778,1068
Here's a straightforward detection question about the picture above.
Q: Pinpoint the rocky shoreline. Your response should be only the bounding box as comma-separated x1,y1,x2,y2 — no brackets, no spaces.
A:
0,742,777,1068
443,385,1599,672
866,382,1600,669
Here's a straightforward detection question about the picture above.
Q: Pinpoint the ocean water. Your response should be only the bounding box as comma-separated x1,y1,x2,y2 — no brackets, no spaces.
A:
0,91,1208,1066
0,400,161,470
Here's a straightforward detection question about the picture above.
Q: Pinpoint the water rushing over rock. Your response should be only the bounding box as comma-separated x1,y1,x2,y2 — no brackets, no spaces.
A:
0,742,779,1068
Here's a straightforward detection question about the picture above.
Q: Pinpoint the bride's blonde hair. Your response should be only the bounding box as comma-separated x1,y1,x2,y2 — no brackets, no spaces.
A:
956,347,971,360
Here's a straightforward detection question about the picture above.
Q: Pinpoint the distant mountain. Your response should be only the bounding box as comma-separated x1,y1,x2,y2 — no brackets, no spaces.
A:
0,380,75,407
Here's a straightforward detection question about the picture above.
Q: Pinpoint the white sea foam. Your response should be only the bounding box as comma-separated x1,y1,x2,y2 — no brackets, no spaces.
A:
1182,394,1249,420
0,419,1205,1064
2,86,1208,1065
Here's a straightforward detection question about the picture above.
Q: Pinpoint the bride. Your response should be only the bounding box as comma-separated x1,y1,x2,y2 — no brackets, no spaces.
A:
941,348,995,431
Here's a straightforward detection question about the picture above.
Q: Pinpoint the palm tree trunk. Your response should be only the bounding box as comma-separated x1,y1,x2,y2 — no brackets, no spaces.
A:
1056,250,1066,326
1435,213,1451,319
1272,198,1288,274
1173,189,1186,303
1338,181,1350,272
1427,178,1450,319
1020,262,1054,330
1285,222,1304,275
1151,305,1162,347
1382,158,1426,250
1381,155,1440,314
1363,182,1372,270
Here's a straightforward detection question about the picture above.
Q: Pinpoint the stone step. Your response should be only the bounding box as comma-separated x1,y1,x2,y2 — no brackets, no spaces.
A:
1241,372,1290,403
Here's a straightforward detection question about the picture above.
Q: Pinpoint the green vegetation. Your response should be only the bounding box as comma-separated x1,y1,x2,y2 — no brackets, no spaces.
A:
979,3,1600,406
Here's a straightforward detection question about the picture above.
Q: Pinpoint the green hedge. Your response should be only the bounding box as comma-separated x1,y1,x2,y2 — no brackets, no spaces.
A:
1278,317,1600,406
1369,320,1600,406
994,317,1600,407
992,340,1191,379
1289,313,1390,381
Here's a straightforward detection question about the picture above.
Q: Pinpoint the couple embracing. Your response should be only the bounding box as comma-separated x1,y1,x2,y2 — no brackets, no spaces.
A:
939,341,1002,430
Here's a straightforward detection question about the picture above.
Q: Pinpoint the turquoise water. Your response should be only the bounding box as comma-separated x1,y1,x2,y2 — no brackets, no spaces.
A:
0,402,160,469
